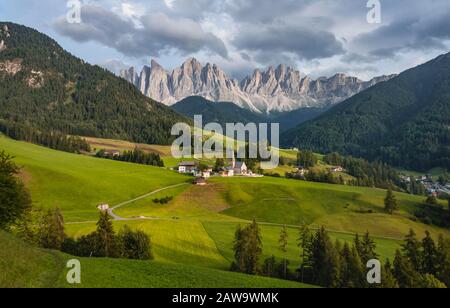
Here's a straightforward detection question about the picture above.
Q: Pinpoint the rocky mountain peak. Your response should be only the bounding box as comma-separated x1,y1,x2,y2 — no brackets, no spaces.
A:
121,59,395,113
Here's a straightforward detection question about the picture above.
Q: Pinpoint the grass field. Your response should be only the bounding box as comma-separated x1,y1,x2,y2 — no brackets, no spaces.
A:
0,231,312,288
0,135,189,221
2,135,449,288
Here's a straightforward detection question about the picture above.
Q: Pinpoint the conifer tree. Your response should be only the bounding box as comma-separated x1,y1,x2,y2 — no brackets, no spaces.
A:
231,225,246,272
393,250,420,288
298,224,313,283
311,227,341,287
278,226,289,279
436,235,450,287
421,231,438,275
402,229,422,272
384,188,398,214
378,259,399,288
95,211,117,257
360,232,378,264
246,219,263,275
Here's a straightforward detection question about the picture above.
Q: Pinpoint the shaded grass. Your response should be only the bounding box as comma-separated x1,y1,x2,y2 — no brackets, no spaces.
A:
0,231,312,288
66,219,229,269
59,257,313,288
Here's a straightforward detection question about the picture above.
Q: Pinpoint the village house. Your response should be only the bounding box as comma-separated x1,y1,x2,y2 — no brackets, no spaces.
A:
220,167,234,177
97,204,109,211
103,150,120,158
331,166,344,173
178,161,197,174
295,166,308,176
201,168,213,178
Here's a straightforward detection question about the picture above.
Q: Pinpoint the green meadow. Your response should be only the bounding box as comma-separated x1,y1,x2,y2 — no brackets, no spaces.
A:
0,231,310,288
1,135,449,288
0,135,189,221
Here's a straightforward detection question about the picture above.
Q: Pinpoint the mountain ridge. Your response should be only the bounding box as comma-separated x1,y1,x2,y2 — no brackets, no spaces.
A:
121,58,395,113
0,22,188,145
281,52,450,171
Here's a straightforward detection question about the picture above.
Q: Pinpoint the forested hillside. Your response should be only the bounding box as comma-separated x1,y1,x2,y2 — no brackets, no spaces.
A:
172,96,324,132
282,52,450,171
0,22,188,145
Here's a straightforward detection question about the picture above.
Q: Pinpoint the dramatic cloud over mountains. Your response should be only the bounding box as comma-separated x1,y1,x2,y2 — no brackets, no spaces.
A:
3,0,450,80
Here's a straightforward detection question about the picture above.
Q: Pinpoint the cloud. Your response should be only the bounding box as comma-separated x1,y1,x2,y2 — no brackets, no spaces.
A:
232,22,345,63
224,0,311,24
46,0,450,81
98,59,129,75
352,10,450,58
54,4,228,59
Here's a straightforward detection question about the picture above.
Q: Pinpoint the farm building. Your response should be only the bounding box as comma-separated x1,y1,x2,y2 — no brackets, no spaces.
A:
103,150,120,158
97,204,109,211
178,161,197,174
193,177,207,186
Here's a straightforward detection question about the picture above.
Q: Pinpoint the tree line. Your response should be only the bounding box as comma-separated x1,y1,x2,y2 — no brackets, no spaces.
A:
231,219,450,288
0,121,91,153
96,148,164,167
324,152,403,190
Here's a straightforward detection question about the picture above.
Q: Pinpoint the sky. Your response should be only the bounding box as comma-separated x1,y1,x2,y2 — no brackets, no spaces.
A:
1,0,450,80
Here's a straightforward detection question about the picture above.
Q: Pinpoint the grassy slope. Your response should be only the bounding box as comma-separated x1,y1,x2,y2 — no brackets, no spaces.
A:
0,231,65,288
60,258,312,288
0,231,310,288
0,135,189,221
66,219,229,270
2,135,449,287
209,177,450,239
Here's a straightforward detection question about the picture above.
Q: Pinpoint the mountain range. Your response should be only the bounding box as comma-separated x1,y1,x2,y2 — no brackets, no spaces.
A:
282,52,450,171
121,59,395,113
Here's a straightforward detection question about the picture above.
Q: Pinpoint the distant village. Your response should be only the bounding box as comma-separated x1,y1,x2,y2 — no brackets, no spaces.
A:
177,157,261,184
400,174,450,197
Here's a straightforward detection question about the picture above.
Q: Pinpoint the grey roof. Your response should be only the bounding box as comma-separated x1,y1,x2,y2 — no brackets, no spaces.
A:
235,162,246,169
179,161,197,167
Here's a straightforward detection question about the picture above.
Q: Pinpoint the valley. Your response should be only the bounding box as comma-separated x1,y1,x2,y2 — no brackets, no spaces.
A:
1,134,448,288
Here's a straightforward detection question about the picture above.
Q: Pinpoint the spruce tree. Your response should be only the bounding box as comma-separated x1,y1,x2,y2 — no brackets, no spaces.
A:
311,227,341,287
278,226,288,279
298,224,313,283
401,229,422,272
341,243,365,288
378,259,399,288
360,232,378,264
436,235,450,287
384,188,398,214
393,250,420,288
246,219,263,275
95,211,117,257
231,225,246,272
421,231,438,275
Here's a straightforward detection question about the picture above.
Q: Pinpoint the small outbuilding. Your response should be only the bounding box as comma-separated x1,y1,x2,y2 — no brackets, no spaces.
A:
193,177,207,186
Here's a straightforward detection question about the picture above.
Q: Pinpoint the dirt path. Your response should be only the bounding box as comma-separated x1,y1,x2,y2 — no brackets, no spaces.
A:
107,183,189,221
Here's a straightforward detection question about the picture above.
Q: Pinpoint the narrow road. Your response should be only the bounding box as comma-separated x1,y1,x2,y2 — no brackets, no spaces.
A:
67,182,404,242
107,183,189,221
